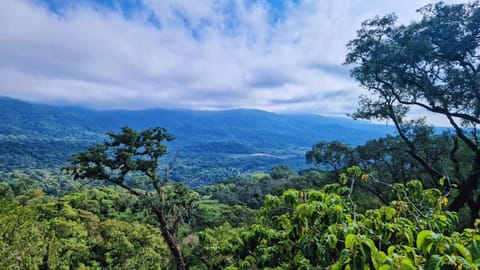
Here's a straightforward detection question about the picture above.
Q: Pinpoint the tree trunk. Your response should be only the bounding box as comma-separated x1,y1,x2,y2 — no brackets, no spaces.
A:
467,198,480,226
449,156,480,225
153,207,186,270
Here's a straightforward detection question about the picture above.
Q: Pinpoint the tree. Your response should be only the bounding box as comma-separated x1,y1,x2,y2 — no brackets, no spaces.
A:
306,140,357,178
355,128,454,202
65,126,197,270
346,1,480,223
270,164,298,180
305,129,457,209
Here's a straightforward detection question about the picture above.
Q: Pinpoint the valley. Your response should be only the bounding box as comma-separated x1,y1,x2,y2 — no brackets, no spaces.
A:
0,96,393,186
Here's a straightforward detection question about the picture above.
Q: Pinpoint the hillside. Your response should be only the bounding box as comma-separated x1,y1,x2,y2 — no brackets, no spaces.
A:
0,97,393,186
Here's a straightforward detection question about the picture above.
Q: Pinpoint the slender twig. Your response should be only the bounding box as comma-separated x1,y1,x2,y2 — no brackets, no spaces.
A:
164,148,180,183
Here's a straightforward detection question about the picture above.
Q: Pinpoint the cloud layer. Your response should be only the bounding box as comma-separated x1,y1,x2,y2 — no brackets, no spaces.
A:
0,0,463,117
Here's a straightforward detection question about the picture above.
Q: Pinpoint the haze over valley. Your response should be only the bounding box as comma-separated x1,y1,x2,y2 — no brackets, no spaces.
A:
0,96,393,186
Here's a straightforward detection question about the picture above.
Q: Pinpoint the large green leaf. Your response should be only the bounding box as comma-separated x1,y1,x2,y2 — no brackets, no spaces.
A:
399,258,415,270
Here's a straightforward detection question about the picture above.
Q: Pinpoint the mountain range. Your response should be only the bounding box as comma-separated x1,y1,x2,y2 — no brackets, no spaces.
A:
0,97,394,186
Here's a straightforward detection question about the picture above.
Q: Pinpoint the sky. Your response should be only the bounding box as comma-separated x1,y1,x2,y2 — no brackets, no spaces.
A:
0,0,465,119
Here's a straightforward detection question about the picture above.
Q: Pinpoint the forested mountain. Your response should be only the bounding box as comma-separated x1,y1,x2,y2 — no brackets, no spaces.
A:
0,96,392,186
2,2,480,269
0,96,390,142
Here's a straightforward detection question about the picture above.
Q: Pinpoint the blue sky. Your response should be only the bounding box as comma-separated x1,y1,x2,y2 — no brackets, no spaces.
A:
0,0,465,121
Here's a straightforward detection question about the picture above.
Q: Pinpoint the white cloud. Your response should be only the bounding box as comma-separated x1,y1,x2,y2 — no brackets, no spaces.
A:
0,0,465,123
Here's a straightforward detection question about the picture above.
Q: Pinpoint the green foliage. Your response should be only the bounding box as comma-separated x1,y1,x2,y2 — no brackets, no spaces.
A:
197,166,328,209
3,167,480,269
308,126,478,223
198,175,278,209
270,164,298,180
60,187,139,221
306,141,357,178
0,138,94,171
193,199,257,231
0,195,171,269
0,177,256,269
205,180,480,269
99,219,169,269
65,126,200,270
188,223,248,269
0,206,47,269
346,0,480,224
346,2,480,124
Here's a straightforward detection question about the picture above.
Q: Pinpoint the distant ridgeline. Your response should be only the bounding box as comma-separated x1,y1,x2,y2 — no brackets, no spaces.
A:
0,97,393,187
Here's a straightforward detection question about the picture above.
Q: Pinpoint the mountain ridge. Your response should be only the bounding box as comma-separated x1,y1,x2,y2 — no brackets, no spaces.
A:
0,96,394,186
0,96,390,143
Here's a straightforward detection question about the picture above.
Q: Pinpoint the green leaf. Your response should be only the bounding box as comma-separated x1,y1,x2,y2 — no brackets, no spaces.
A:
406,180,423,192
333,204,344,213
453,243,472,263
439,177,445,186
424,254,442,270
346,166,362,177
455,256,471,269
345,234,356,249
387,246,396,256
362,238,376,256
339,173,348,185
417,230,433,250
375,251,387,264
331,261,341,270
326,234,337,249
385,207,396,221
399,258,415,270
404,229,414,246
